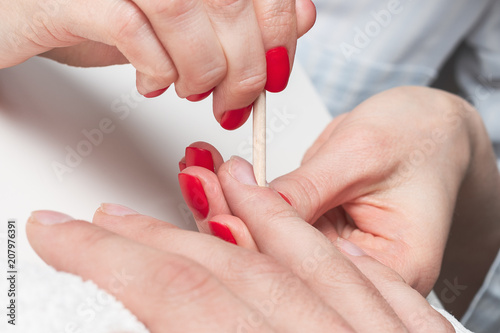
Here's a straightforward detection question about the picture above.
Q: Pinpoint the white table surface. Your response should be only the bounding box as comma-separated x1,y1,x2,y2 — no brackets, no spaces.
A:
0,57,332,330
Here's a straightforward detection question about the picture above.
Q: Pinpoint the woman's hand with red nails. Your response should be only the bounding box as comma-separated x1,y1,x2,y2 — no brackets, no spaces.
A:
1,0,315,128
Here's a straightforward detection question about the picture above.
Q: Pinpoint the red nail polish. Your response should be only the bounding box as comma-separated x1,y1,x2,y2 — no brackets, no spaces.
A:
144,87,168,98
265,47,290,93
278,192,292,206
208,221,237,245
185,147,215,172
186,88,214,102
179,161,187,172
220,104,253,130
178,174,209,218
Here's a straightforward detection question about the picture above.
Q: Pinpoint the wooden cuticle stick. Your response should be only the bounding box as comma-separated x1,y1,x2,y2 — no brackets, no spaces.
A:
253,91,266,187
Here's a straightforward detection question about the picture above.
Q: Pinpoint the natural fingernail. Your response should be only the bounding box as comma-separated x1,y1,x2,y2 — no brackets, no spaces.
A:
144,87,169,98
29,210,74,225
336,238,367,257
220,104,253,130
208,221,237,245
186,88,214,102
265,47,290,93
100,203,139,217
178,173,209,218
228,156,257,186
278,192,292,205
185,147,215,172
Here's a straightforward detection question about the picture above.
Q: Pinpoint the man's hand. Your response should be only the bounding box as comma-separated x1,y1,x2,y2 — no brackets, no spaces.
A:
179,86,500,297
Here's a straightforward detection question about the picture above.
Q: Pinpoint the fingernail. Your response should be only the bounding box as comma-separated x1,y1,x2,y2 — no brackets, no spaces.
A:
278,192,292,205
100,203,139,217
185,147,215,172
220,104,253,130
29,210,74,225
144,87,168,98
186,88,214,102
336,238,367,257
228,156,257,186
208,221,237,245
178,173,209,218
265,47,290,93
179,160,187,172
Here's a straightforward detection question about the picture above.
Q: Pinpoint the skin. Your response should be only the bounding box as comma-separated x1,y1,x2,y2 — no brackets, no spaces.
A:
26,187,454,332
0,0,316,121
25,87,498,330
180,86,500,303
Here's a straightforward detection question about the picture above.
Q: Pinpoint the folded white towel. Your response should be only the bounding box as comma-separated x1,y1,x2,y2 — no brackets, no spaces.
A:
5,263,149,333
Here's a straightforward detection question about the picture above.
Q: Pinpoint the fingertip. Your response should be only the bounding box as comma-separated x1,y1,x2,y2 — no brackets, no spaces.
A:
296,0,317,38
208,220,237,244
220,104,253,130
185,147,215,172
208,215,259,251
265,47,290,93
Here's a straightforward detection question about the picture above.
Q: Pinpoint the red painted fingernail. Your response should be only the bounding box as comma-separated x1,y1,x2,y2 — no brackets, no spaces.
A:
220,104,253,130
265,47,290,93
185,147,215,172
144,87,168,98
179,160,187,172
208,221,237,245
186,88,214,102
178,174,209,218
278,192,292,206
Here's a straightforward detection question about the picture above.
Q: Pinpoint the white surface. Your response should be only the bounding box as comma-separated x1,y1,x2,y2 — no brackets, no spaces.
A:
0,58,332,331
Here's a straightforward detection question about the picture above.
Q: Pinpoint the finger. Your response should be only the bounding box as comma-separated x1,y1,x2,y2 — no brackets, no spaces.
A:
295,0,316,38
130,0,226,98
269,113,394,224
252,0,296,93
91,206,351,332
178,167,232,234
218,157,408,332
336,238,455,333
208,215,259,250
179,142,225,173
206,1,267,130
26,210,261,333
301,113,349,164
176,143,257,250
60,0,176,95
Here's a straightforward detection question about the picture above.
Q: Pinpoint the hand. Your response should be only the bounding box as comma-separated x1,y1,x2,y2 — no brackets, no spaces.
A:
26,194,454,332
0,0,316,128
178,86,499,296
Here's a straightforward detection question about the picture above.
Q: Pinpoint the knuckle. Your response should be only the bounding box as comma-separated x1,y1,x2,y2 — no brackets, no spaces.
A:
110,4,148,43
259,6,296,43
311,259,369,291
151,0,198,19
279,174,321,223
147,255,220,304
229,71,267,98
206,0,246,14
222,250,287,283
182,61,227,92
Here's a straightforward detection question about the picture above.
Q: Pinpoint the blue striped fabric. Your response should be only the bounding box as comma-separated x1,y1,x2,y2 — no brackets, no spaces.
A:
297,0,500,143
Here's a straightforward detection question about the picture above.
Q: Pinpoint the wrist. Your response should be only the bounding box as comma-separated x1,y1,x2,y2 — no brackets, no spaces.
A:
436,98,500,317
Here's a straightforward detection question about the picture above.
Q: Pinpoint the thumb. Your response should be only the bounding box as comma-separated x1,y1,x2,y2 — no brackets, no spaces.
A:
296,0,316,38
269,130,388,224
